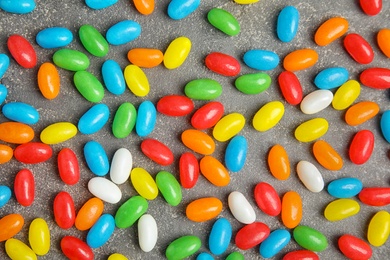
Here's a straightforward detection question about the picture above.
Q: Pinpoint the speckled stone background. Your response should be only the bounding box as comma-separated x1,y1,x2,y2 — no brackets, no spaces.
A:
1,0,390,259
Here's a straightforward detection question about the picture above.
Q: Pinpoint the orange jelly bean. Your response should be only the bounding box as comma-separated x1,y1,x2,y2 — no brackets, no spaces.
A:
133,0,154,15
314,17,348,46
377,29,390,58
313,140,343,171
0,213,24,242
267,144,290,180
281,191,302,229
37,62,60,100
75,197,104,231
127,48,163,68
283,49,318,71
199,155,230,187
181,129,215,155
0,122,34,144
345,101,380,126
0,144,13,164
185,197,223,222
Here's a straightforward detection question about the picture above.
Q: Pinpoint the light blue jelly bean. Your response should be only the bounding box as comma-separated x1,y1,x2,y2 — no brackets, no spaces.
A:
225,135,247,172
0,185,11,208
259,229,291,258
2,102,39,124
0,0,36,14
0,84,7,105
327,177,363,198
314,67,349,90
85,0,118,9
197,252,214,260
78,103,110,135
101,60,125,95
380,110,390,143
136,100,157,137
0,53,10,79
277,6,299,42
209,218,232,255
167,0,201,20
106,20,141,45
36,27,73,49
87,214,115,248
243,50,280,71
84,141,109,176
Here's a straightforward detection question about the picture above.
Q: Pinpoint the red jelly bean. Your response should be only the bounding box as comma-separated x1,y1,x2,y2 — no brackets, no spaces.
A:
338,234,372,259
358,187,390,206
141,138,174,166
205,52,240,76
278,71,303,105
254,182,281,216
61,236,94,260
343,33,374,64
283,250,319,260
14,169,35,207
14,142,53,164
58,148,80,185
359,0,382,16
360,68,390,89
179,152,199,189
156,95,194,116
191,101,224,130
7,34,37,69
235,222,270,250
53,191,75,229
349,130,374,165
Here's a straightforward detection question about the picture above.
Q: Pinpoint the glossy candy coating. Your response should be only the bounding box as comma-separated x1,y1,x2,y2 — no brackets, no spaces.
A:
85,0,118,9
127,48,163,68
295,118,328,142
136,100,156,137
5,238,37,260
78,103,110,134
254,182,281,216
156,171,182,206
315,17,348,46
253,101,284,131
110,148,132,184
209,218,232,255
14,168,35,206
377,29,390,58
344,33,374,64
0,185,12,207
182,129,215,155
359,187,390,206
278,71,302,105
191,101,224,129
84,141,109,176
200,155,230,186
360,0,382,15
88,177,122,204
37,62,60,99
0,54,10,79
74,70,105,102
53,49,90,71
283,48,318,71
101,59,125,95
235,222,270,250
207,8,240,36
281,191,302,229
166,235,201,260
0,0,35,14
61,236,94,260
106,20,141,45
345,101,379,126
259,229,291,258
213,113,245,142
338,234,372,260
115,195,148,228
87,214,115,248
225,135,247,172
205,52,240,76
0,144,12,164
360,67,390,89
138,214,158,252
228,191,256,224
381,110,390,143
157,95,194,116
367,210,390,246
293,225,328,251
7,34,37,68
235,73,271,94
124,64,150,96
141,138,174,166
53,191,75,229
283,250,319,260
197,252,214,260
0,84,7,105
313,140,343,170
186,197,223,222
75,197,104,231
268,144,290,180
277,6,299,42
179,152,199,189
168,0,200,20
40,122,77,144
29,218,50,256
163,36,191,69
130,167,158,200
108,253,128,260
349,130,374,164
79,24,109,57
112,102,137,138
324,199,360,221
327,177,363,198
0,122,34,144
234,0,259,3
133,0,154,15
185,79,223,100
243,50,279,71
14,142,52,164
0,213,24,242
226,252,244,260
300,89,333,114
2,102,39,124
296,160,324,192
314,67,349,90
36,27,73,48
332,79,360,110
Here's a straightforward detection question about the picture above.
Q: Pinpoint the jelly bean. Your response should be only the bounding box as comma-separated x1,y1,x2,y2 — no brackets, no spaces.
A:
106,20,141,45
381,110,390,143
186,197,223,222
166,235,201,260
184,79,223,100
254,182,281,216
228,191,256,224
205,52,240,76
40,122,77,144
85,0,118,9
349,130,374,165
225,135,247,172
133,0,154,15
0,185,11,208
36,27,73,48
53,49,90,71
344,33,374,64
2,102,39,125
14,168,35,206
332,79,360,110
88,177,122,204
281,191,302,229
37,62,60,99
213,113,245,142
367,210,390,246
163,36,191,69
110,148,132,184
235,73,271,94
324,199,360,221
84,140,109,176
314,17,348,46
157,95,194,116
226,252,244,260
168,0,200,20
102,59,126,95
283,48,318,71
268,144,290,180
359,187,390,206
14,142,52,164
294,118,329,142
54,191,75,229
130,167,159,200
156,171,182,206
179,152,199,189
346,101,379,127
78,104,109,135
182,129,215,155
127,48,163,68
314,67,349,90
243,50,279,71
197,252,214,260
136,100,156,137
75,197,104,231
283,250,319,260
253,101,284,131
108,253,128,260
300,90,333,114
360,0,382,16
278,71,302,105
209,218,232,255
61,236,94,260
141,138,174,166
207,8,240,36
0,53,10,79
112,102,137,138
29,218,50,256
377,28,390,58
0,84,7,105
5,238,37,260
0,0,35,14
296,161,324,192
277,6,299,42
293,225,328,251
234,0,259,3
124,64,150,96
200,155,230,187
259,229,291,258
235,222,270,250
7,34,37,68
338,234,372,260
0,122,34,144
360,67,390,89
0,214,24,242
74,70,105,102
79,24,109,57
0,144,13,164
327,177,363,198
115,195,148,228
191,102,224,129
138,214,158,252
312,140,343,171
87,214,115,248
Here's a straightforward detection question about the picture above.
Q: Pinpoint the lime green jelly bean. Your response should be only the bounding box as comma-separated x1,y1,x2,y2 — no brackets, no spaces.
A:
332,79,360,110
213,113,245,142
5,238,37,260
130,167,158,200
53,49,90,71
226,251,245,260
112,102,137,138
253,101,284,132
40,122,77,144
165,235,201,260
79,24,109,57
29,218,50,256
294,118,328,142
124,65,150,97
115,195,148,228
235,73,271,94
293,225,328,252
207,8,240,36
184,78,222,100
163,36,191,69
324,199,360,222
73,70,104,102
367,210,390,247
156,171,182,206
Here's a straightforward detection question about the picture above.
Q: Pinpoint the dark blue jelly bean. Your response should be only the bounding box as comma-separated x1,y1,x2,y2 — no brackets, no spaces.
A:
36,27,73,49
78,103,110,135
243,50,280,71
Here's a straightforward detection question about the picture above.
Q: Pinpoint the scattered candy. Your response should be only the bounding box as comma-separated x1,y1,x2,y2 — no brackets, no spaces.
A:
377,28,390,58
205,52,240,76
0,213,24,242
252,101,284,132
254,182,281,216
179,152,199,189
7,34,37,69
293,225,328,252
110,147,133,185
281,191,302,229
349,129,374,165
184,79,223,100
324,198,360,221
57,148,80,185
29,218,50,256
208,218,232,255
331,79,360,110
14,142,53,164
73,70,105,102
312,140,343,171
343,33,374,64
101,59,126,95
235,222,270,250
314,17,348,46
87,214,115,248
300,89,333,114
53,49,90,71
75,197,104,231
294,118,329,142
277,71,303,105
0,185,12,208
163,36,191,69
168,0,200,20
136,100,157,137
0,0,36,14
235,72,271,94
359,0,382,16
156,171,182,206
338,234,372,260
88,177,122,204
37,62,60,99
85,0,118,10
140,138,174,166
268,144,290,180
133,0,154,15
84,140,110,176
259,229,291,258
181,129,215,155
381,110,390,143
60,236,94,260
78,103,110,135
367,210,390,247
199,155,230,186
186,197,223,222
212,112,245,142
225,135,247,172
36,27,73,49
359,187,390,206
190,101,224,129
138,214,158,252
207,8,240,36
243,49,279,71
157,94,194,116
115,195,148,228
124,64,150,96
130,167,159,200
0,144,13,164
40,122,78,144
0,122,34,144
14,168,35,206
282,250,319,260
283,48,318,71
277,5,299,42
165,235,201,260
296,160,324,192
360,67,390,89
228,191,256,224
106,20,142,45
0,54,9,79
79,24,109,57
345,101,379,126
127,48,163,68
53,191,75,229
327,177,363,198
112,102,137,138
314,67,349,90
5,238,37,260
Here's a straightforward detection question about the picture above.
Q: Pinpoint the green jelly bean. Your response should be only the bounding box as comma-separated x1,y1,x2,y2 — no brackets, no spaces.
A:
184,78,222,100
293,225,328,252
235,73,271,94
156,171,182,206
166,235,201,260
53,49,90,71
79,24,109,57
73,70,104,102
112,102,137,138
207,8,240,36
114,196,148,228
226,252,245,260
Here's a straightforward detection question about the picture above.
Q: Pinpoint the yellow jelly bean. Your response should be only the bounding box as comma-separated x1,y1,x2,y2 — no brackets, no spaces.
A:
130,167,158,200
234,0,259,4
108,253,129,260
294,118,328,142
367,210,390,247
213,112,245,142
324,199,360,222
5,238,37,260
253,101,284,132
332,80,360,110
29,218,50,256
124,65,150,97
40,122,77,144
163,36,191,69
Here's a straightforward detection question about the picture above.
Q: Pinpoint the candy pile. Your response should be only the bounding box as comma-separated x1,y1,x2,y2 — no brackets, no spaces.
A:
0,0,390,259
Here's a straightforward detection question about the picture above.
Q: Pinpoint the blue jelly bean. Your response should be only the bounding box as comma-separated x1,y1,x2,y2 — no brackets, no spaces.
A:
136,100,157,137
101,60,126,95
209,218,232,255
277,6,299,42
225,135,247,172
0,0,36,14
0,185,11,208
380,110,390,143
85,0,118,9
167,0,201,20
327,177,363,198
259,229,291,258
36,27,73,49
106,20,141,45
78,103,110,135
2,102,39,124
0,53,10,79
243,50,280,71
0,84,7,105
87,214,115,248
197,252,214,260
314,67,349,90
84,141,109,176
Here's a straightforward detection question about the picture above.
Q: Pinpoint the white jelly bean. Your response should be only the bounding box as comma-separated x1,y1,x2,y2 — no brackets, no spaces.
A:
138,214,158,252
228,191,256,224
110,148,133,184
296,161,324,192
88,177,122,204
300,89,333,114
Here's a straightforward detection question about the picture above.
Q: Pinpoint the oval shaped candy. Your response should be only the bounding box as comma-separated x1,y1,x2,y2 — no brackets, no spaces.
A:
191,101,224,129
37,62,60,99
88,177,122,204
5,238,37,260
359,187,390,206
138,214,158,252
235,222,270,250
186,197,222,222
205,52,240,76
179,152,199,189
0,84,7,106
314,67,349,90
134,0,154,15
53,49,90,71
182,129,215,155
84,141,109,176
313,140,343,170
295,118,328,142
300,89,333,114
197,252,214,260
124,64,150,96
213,113,245,142
110,148,132,184
85,0,118,9
0,54,10,79
7,34,37,68
277,6,299,42
332,79,360,110
29,218,50,256
102,59,125,95
377,28,390,58
207,8,240,36
268,144,290,180
106,20,141,45
36,27,73,48
61,236,94,260
253,101,284,131
75,197,104,231
0,144,12,164
14,168,35,206
344,33,374,64
324,199,360,221
338,234,372,260
0,185,12,207
345,101,379,126
296,160,324,192
360,0,382,16
314,17,348,46
293,225,328,251
0,0,35,13
283,250,319,260
235,73,271,94
234,0,259,3
209,218,232,255
283,48,318,71
112,102,137,138
74,70,105,102
278,71,303,105
260,229,291,258
225,135,247,172
87,214,115,248
14,142,52,164
360,67,390,89
228,191,256,224
168,0,200,20
200,155,230,187
53,191,75,229
156,171,182,206
166,235,201,260
367,210,390,246
130,167,158,200
254,182,281,216
281,191,302,229
136,100,156,137
184,79,222,100
41,122,77,144
0,213,24,242
163,36,191,69
327,177,363,198
141,138,174,166
381,110,390,143
78,103,109,135
79,24,109,57
2,101,39,125
349,130,374,165
157,95,194,116
115,195,148,228
127,48,163,68
0,122,34,144
243,50,279,71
